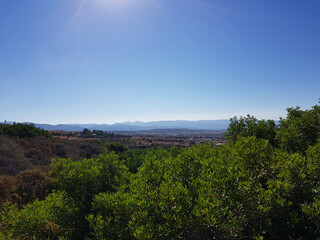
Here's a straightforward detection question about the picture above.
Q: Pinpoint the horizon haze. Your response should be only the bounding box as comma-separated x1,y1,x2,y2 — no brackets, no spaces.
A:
2,119,231,131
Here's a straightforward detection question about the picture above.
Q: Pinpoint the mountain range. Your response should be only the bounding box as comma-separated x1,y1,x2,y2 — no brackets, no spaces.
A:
25,120,231,131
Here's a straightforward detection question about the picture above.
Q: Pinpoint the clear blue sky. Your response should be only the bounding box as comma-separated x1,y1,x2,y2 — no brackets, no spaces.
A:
1,0,319,124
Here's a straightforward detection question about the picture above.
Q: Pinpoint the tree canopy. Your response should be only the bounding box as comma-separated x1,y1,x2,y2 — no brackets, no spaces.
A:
0,123,52,139
224,101,320,154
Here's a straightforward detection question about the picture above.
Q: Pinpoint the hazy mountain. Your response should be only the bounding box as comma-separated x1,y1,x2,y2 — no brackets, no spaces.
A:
26,120,231,131
34,124,84,131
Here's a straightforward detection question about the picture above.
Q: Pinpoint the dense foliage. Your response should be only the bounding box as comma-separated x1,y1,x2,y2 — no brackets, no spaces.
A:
224,115,277,146
0,123,52,139
276,104,320,154
224,102,320,154
1,102,320,239
81,128,116,139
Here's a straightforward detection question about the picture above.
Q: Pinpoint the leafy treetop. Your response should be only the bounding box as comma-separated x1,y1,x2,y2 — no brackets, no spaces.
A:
0,123,52,139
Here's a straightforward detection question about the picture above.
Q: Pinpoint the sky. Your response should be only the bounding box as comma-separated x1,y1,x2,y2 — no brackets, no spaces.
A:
0,0,319,124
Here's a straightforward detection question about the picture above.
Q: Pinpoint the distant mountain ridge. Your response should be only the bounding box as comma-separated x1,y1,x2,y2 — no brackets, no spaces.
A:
24,120,231,131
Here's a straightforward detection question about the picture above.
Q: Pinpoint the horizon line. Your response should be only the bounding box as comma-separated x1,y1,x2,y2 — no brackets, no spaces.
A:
1,118,282,126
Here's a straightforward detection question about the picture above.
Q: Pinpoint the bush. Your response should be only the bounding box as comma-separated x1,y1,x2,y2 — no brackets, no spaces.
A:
0,191,79,239
0,123,52,139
